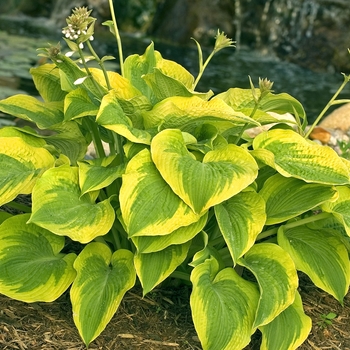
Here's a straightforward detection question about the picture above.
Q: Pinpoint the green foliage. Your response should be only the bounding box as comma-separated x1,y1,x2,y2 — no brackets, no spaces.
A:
0,5,350,349
317,312,337,328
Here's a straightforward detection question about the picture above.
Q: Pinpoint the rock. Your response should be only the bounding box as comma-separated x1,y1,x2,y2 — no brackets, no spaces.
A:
149,0,234,45
319,103,350,131
309,126,331,144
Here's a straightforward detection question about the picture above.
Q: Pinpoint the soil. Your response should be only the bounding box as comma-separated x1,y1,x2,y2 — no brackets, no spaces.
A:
0,273,349,350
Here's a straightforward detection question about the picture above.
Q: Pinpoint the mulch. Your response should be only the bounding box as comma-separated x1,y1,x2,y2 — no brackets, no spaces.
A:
0,273,350,350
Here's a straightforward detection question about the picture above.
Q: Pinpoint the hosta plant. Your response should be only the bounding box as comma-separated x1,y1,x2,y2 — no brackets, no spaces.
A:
1,3,350,349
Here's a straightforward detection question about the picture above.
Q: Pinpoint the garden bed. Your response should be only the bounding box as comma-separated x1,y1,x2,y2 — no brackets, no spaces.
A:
0,274,349,349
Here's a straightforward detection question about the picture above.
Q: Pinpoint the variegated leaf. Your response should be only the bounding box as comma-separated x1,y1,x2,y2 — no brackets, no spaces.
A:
322,185,350,236
71,243,135,346
260,173,338,224
28,165,115,243
253,129,350,185
143,95,259,131
190,257,259,350
0,214,76,302
215,190,266,264
151,129,258,215
132,212,208,253
78,156,125,195
96,90,153,144
278,224,350,303
238,243,298,328
0,95,64,129
259,292,312,350
30,63,67,102
64,87,99,121
134,242,191,295
0,136,55,206
120,148,201,237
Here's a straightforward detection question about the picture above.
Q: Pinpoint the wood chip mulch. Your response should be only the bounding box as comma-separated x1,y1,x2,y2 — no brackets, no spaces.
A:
0,273,350,350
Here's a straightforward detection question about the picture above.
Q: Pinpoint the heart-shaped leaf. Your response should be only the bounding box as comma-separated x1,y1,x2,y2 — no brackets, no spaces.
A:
260,173,338,224
30,63,67,102
120,148,201,237
259,291,312,350
253,129,350,185
143,95,259,131
322,185,350,236
71,243,136,346
0,136,55,206
134,241,191,295
238,243,298,328
28,165,115,243
96,90,153,144
215,190,266,264
132,212,207,253
190,257,259,350
278,224,350,303
0,95,64,129
151,129,258,215
0,214,76,302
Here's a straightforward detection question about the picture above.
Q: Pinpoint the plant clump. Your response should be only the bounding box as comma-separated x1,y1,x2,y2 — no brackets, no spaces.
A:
0,2,350,350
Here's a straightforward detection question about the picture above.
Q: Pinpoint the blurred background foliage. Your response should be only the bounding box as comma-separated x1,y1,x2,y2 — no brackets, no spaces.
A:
0,0,350,120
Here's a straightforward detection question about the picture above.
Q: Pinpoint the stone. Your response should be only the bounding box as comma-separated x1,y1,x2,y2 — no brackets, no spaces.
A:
319,103,350,131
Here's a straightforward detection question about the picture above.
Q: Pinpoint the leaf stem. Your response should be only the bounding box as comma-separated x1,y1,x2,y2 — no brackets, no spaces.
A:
86,40,111,90
77,46,105,97
3,201,31,213
305,75,350,139
170,271,191,282
83,117,105,158
257,212,332,240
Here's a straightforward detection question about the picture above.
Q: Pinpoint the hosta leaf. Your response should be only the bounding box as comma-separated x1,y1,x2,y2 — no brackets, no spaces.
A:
214,87,260,110
44,121,88,164
259,291,312,350
238,243,298,328
190,257,259,350
278,224,350,303
322,185,350,236
89,68,143,99
96,90,153,144
260,173,338,224
215,190,266,264
0,95,64,129
64,87,99,121
30,63,67,102
134,242,191,295
78,156,125,195
53,53,107,99
120,148,200,237
259,92,305,120
0,214,76,302
132,212,208,253
0,127,45,146
143,95,259,131
71,243,136,346
156,54,194,89
0,136,55,206
124,42,158,100
143,68,193,102
0,212,12,224
28,165,115,243
151,129,258,215
253,129,350,185
215,89,305,120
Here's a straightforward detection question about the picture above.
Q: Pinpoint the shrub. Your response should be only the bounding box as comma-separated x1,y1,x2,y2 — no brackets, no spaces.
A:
0,4,349,349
